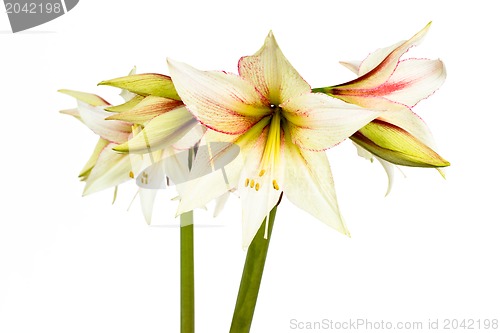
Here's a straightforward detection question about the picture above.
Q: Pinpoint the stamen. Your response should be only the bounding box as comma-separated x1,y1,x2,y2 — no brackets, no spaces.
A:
259,169,266,177
272,179,280,191
129,171,134,178
245,178,250,187
255,183,260,191
250,180,255,188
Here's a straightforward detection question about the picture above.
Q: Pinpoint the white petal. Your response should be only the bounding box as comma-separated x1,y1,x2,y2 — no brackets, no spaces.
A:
353,142,395,196
238,31,310,105
77,101,132,144
339,60,362,75
213,191,231,217
282,93,381,151
283,139,349,236
240,171,282,249
172,123,206,151
176,145,243,214
139,189,157,225
168,59,270,135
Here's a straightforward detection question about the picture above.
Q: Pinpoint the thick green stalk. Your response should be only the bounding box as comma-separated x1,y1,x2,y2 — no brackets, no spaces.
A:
229,205,278,333
180,211,194,333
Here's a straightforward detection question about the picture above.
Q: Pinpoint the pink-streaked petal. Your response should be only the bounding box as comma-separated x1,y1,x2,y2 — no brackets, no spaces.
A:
337,22,431,90
168,59,271,135
283,137,349,236
281,93,381,151
77,101,132,144
383,58,446,108
106,96,184,125
238,31,310,105
357,41,405,76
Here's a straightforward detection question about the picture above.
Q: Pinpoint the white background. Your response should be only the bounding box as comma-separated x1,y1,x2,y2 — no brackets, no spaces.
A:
1,1,499,332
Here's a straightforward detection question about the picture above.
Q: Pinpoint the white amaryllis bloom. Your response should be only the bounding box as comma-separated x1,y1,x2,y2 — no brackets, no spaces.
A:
169,32,383,247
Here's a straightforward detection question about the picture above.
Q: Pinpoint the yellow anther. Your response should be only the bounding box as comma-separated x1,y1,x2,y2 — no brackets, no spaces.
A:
272,179,280,191
129,171,134,178
250,180,255,188
255,183,260,191
245,178,250,187
259,169,266,177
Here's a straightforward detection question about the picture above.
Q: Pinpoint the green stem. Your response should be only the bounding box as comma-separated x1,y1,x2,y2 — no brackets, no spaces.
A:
180,211,194,333
229,205,278,333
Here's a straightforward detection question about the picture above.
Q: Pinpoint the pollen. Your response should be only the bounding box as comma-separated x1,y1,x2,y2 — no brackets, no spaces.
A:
245,178,250,187
255,183,260,191
259,169,266,177
129,171,134,179
272,179,280,191
250,180,255,188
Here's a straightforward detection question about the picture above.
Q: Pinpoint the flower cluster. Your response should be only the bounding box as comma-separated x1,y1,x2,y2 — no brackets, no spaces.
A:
61,23,447,246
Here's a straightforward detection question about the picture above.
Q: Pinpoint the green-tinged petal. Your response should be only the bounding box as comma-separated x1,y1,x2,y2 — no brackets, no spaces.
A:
238,31,310,105
120,66,137,102
99,73,181,101
79,137,110,180
283,135,349,236
60,108,81,121
168,59,271,135
83,144,133,195
106,96,184,125
351,119,450,168
77,101,132,144
281,93,381,151
114,106,197,153
59,89,109,106
377,107,437,150
105,95,144,113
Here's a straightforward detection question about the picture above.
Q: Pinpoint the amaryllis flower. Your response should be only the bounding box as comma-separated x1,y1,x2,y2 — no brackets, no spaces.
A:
169,32,383,247
313,23,449,193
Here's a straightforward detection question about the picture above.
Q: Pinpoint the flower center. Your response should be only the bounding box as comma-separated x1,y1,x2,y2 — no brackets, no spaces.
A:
244,107,282,192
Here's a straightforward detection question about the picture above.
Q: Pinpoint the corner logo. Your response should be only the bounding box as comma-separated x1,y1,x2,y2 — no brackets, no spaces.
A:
4,0,78,33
